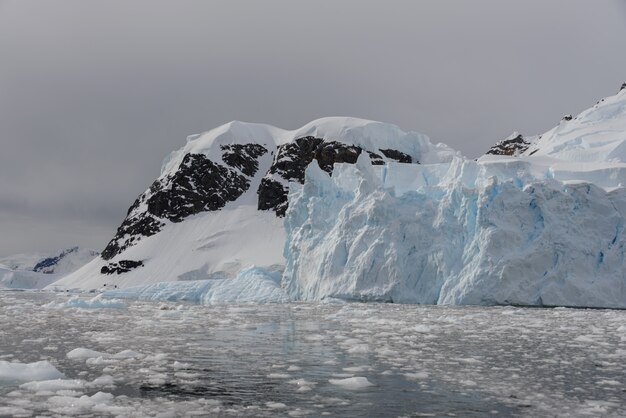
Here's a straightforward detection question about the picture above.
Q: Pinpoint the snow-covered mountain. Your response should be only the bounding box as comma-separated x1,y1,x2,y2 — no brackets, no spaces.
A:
0,264,61,289
0,247,99,275
485,132,533,156
52,117,455,290
54,85,626,308
0,247,98,289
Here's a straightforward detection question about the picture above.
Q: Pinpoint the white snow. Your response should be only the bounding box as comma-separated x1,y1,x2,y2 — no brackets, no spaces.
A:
0,361,65,383
52,203,286,291
162,117,456,175
523,89,626,162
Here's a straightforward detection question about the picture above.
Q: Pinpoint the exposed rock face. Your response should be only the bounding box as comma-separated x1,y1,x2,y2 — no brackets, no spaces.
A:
380,148,412,163
101,145,268,260
101,260,144,275
620,82,626,92
486,133,531,156
220,144,267,176
257,137,413,216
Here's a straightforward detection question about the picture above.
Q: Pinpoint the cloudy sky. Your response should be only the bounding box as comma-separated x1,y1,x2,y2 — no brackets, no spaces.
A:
1,0,625,256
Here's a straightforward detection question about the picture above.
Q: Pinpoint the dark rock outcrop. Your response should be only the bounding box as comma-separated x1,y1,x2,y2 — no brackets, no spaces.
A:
101,145,267,261
486,133,531,156
101,260,144,275
33,247,77,273
380,149,412,163
258,137,414,216
220,144,268,177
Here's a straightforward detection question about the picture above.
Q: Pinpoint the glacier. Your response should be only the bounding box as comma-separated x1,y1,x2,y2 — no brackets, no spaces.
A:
282,154,626,307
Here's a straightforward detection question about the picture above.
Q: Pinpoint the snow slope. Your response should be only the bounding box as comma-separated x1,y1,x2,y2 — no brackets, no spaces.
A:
52,117,449,290
523,87,626,162
50,206,286,290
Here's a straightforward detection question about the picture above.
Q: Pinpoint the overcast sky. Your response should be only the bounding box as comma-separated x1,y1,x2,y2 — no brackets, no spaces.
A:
1,0,625,256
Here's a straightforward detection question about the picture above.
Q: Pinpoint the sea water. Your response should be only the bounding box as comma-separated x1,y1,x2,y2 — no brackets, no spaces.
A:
0,291,624,417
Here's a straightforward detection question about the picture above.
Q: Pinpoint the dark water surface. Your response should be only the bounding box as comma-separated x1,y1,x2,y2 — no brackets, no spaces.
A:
0,291,624,417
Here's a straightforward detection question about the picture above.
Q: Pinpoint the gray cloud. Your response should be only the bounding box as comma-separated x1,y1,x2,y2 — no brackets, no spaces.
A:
1,0,626,256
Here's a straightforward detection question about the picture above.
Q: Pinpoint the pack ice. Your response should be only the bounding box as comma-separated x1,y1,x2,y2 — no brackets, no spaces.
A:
55,87,626,308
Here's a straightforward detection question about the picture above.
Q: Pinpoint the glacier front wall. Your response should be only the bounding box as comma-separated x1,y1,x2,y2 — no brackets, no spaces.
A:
283,155,626,308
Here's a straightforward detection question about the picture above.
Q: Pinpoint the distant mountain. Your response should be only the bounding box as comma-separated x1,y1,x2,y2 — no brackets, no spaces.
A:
0,247,99,275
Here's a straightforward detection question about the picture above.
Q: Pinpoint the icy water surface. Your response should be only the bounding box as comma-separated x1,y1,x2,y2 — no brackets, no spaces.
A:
0,291,625,417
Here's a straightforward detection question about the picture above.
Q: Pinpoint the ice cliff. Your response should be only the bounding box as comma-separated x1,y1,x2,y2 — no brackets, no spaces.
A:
283,155,626,308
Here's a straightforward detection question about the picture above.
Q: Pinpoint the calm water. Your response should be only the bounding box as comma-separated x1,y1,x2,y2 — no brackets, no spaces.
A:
0,291,624,417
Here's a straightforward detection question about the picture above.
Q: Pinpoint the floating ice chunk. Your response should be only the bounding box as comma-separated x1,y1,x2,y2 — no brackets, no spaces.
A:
267,373,290,379
265,402,288,409
50,295,126,310
343,366,368,373
0,407,30,416
67,348,107,360
289,378,316,385
44,391,115,415
328,376,374,389
86,375,115,388
0,360,65,383
20,379,85,392
412,325,432,333
404,372,429,380
113,350,141,359
346,344,369,354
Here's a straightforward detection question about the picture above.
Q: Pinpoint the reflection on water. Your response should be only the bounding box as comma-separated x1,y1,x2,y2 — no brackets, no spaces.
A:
0,291,625,417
